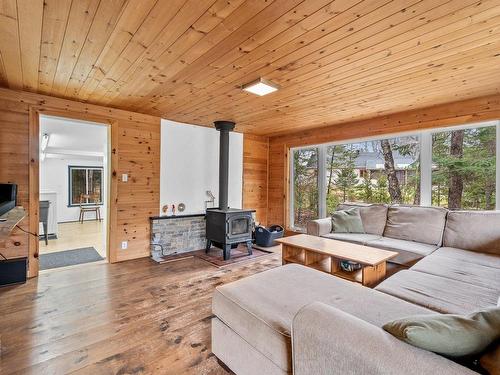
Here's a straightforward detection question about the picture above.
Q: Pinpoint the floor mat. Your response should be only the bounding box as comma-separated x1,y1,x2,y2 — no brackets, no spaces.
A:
152,244,276,267
39,247,104,270
193,245,274,267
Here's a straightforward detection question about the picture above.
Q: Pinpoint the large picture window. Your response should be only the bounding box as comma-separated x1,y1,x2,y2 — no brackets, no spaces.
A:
290,120,500,231
68,166,103,206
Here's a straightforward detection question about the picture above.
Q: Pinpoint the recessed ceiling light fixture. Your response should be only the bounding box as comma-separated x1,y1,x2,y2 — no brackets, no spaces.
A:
242,77,279,96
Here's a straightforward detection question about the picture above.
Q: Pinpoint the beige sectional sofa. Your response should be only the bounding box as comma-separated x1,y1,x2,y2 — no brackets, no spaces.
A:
307,203,449,266
211,205,500,375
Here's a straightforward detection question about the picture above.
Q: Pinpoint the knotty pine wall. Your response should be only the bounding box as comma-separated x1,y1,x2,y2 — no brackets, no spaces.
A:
242,134,269,226
0,88,273,276
268,94,500,228
0,88,160,276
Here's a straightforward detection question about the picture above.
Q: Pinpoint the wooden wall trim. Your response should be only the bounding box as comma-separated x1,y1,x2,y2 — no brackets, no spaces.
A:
242,134,269,226
0,88,158,124
0,88,161,277
270,94,500,147
27,107,39,277
268,94,500,227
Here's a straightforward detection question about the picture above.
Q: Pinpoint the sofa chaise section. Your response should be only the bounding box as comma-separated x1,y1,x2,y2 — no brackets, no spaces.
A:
212,264,434,375
292,302,476,375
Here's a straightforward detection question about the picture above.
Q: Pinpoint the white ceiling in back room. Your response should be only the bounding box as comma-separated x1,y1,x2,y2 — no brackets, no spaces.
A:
40,115,107,161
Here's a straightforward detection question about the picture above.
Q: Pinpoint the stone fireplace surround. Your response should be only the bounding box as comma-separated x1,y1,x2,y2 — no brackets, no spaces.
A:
150,213,206,260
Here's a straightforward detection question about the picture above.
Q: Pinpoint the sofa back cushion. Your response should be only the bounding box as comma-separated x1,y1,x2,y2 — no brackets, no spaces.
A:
443,211,500,255
337,203,387,235
383,205,448,245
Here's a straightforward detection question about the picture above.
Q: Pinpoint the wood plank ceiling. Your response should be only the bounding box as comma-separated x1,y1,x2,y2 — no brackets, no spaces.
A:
0,0,499,135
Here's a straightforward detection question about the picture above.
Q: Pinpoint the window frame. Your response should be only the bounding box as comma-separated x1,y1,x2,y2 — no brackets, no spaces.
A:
68,165,104,207
289,120,500,231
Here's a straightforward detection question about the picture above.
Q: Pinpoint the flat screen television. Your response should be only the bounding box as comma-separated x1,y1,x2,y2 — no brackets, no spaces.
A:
0,183,17,217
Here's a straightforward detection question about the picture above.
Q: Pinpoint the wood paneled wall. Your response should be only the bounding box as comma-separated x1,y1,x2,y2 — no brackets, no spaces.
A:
242,134,269,226
268,94,500,227
0,88,160,276
0,98,30,260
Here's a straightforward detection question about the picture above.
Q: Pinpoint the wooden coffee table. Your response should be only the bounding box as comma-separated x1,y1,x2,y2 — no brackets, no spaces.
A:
276,234,398,287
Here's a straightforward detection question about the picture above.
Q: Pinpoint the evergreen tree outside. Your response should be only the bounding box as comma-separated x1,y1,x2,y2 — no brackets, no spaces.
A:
432,126,496,210
326,144,359,214
293,148,319,229
356,174,375,203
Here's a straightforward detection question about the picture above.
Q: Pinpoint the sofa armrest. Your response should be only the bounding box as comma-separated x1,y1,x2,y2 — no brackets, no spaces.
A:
306,218,332,236
292,302,475,375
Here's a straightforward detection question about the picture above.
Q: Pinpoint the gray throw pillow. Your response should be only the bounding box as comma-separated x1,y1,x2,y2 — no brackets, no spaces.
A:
383,307,500,357
331,208,364,233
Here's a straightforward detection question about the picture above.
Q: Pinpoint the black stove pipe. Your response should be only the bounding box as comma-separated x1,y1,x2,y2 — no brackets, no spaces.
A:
214,121,235,211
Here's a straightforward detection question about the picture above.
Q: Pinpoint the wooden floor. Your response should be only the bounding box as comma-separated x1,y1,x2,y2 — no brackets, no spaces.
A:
0,254,281,374
40,221,106,258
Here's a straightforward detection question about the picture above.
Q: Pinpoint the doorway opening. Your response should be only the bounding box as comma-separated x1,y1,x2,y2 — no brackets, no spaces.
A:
38,115,109,271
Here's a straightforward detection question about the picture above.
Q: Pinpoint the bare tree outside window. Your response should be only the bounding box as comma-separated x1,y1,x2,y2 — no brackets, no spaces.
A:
324,136,419,215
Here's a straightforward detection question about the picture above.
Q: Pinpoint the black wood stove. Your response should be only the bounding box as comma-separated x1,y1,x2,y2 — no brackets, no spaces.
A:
205,121,254,260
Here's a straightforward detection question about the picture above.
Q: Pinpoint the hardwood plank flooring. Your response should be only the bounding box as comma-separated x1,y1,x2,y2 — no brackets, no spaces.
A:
0,254,281,374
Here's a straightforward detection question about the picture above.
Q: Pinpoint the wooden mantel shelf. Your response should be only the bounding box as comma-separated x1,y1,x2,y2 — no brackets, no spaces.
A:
0,207,26,243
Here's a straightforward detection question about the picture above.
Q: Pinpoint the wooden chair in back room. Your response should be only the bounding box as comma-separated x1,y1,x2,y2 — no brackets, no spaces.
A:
78,193,102,223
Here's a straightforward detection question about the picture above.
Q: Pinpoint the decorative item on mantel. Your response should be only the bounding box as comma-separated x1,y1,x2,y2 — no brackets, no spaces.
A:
205,191,215,210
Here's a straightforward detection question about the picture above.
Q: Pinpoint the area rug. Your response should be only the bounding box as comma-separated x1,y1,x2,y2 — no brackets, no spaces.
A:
252,243,282,253
194,244,274,267
39,247,104,270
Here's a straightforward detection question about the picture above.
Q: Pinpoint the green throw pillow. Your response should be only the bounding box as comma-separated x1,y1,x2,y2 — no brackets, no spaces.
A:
331,208,364,233
383,307,500,358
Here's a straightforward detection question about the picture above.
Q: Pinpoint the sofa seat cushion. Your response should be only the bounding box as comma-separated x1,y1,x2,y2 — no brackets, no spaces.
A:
383,205,448,245
213,264,434,373
443,211,500,255
375,270,498,314
411,252,500,290
321,232,381,245
366,237,438,266
434,247,500,269
337,203,388,235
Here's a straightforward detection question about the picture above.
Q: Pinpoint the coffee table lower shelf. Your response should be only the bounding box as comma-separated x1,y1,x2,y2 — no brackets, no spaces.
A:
282,246,386,287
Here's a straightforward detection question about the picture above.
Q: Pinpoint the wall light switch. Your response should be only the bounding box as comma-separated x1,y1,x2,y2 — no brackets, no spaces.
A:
122,174,128,182
121,241,128,250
